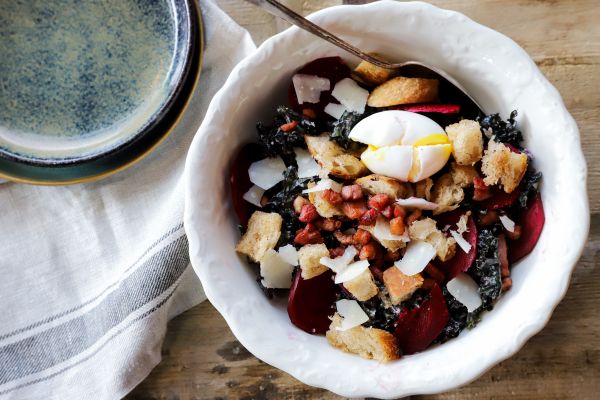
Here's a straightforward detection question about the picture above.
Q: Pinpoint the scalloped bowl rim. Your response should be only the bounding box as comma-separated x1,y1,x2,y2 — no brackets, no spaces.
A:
184,1,589,398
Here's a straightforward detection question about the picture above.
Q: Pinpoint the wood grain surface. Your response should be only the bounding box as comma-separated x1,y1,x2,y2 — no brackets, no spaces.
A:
127,0,600,398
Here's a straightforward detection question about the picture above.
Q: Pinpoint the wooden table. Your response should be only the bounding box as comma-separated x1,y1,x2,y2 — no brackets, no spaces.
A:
128,1,600,398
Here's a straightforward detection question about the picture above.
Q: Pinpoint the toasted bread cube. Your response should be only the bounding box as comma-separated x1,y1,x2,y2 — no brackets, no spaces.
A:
408,218,457,262
383,267,424,305
297,244,330,279
307,182,344,218
414,177,433,200
367,76,439,107
446,119,484,166
305,134,368,179
450,162,478,188
355,174,414,198
344,269,379,301
430,173,464,215
235,211,282,263
326,314,400,362
353,55,396,86
481,139,528,193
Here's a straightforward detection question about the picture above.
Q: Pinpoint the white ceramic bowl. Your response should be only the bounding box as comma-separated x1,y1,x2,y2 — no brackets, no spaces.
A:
184,1,589,398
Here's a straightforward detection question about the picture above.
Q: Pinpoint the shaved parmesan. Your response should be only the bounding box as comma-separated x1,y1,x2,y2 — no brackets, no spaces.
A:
302,178,343,194
394,240,436,276
295,148,321,178
324,102,347,119
335,299,369,331
334,260,370,284
331,78,369,114
292,74,330,104
450,230,472,254
319,246,357,273
447,273,482,312
242,185,265,208
396,197,438,210
372,216,410,242
260,249,294,289
248,157,286,190
499,215,515,232
278,244,299,266
456,212,470,235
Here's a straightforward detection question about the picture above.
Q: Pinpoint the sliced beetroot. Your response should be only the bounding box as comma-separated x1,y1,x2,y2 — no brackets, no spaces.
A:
393,283,449,355
230,143,265,228
508,193,545,263
288,57,351,119
480,187,521,210
393,103,461,114
288,269,339,334
436,210,478,281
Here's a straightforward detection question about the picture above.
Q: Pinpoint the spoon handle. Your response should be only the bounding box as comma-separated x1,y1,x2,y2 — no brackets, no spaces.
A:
246,0,401,69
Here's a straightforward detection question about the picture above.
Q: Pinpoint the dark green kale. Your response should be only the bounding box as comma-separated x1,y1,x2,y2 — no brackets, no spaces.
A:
470,228,502,308
477,110,523,148
517,167,542,209
359,288,402,332
436,288,482,343
264,165,309,245
329,109,372,152
257,106,318,163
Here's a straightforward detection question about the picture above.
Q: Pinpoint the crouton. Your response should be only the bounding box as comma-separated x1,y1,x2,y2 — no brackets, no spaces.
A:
450,162,478,188
367,76,439,107
414,177,433,200
235,211,282,262
360,224,406,252
326,314,400,362
305,134,368,179
481,139,528,193
355,174,414,199
446,119,483,166
382,267,424,305
456,211,471,235
408,218,457,261
429,173,464,215
307,182,344,218
297,244,330,279
344,269,379,301
352,54,396,86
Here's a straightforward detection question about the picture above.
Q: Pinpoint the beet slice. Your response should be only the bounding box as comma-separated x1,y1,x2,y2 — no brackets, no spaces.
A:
393,283,449,355
288,56,351,119
288,269,339,334
479,187,521,210
393,103,461,114
508,193,545,263
436,210,478,281
230,143,265,228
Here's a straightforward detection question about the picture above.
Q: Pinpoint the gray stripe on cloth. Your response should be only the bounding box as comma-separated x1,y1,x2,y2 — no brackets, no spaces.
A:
0,234,189,386
0,223,184,342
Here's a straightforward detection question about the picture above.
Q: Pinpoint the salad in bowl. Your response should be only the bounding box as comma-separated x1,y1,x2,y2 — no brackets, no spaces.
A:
231,56,544,362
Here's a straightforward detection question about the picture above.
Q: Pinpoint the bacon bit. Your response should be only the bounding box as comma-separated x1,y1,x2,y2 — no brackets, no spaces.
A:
329,247,346,258
302,108,317,119
359,243,377,260
322,189,343,205
279,120,299,132
498,234,510,278
342,200,368,220
370,265,385,282
260,194,269,207
293,195,310,214
381,205,394,219
316,218,342,232
359,208,379,225
502,277,513,292
406,209,422,226
368,193,392,211
341,184,363,201
506,225,522,240
353,229,372,246
424,263,445,284
478,210,499,226
393,204,407,219
389,217,406,236
298,204,318,223
294,223,323,245
334,230,354,245
383,250,401,263
473,176,492,201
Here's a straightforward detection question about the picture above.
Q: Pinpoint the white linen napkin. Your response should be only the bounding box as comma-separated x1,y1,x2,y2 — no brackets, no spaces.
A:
0,1,256,399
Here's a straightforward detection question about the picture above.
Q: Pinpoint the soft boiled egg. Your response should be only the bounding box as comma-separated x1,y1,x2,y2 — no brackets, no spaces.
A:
349,110,452,182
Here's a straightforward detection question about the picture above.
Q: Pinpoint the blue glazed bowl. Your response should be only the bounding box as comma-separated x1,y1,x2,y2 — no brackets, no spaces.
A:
0,0,195,166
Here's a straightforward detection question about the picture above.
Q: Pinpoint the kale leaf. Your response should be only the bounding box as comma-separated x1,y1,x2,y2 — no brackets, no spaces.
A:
359,288,402,332
436,287,468,343
517,167,542,209
329,110,372,151
257,106,318,163
477,110,523,147
470,228,502,308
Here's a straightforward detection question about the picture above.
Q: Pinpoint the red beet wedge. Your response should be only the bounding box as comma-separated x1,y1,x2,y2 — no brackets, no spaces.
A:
288,57,351,119
436,210,478,281
508,193,545,263
288,269,339,334
394,104,461,114
480,187,521,210
394,283,449,355
230,143,265,228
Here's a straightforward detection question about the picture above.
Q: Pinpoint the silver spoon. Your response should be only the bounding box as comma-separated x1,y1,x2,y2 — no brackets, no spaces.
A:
246,0,483,114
